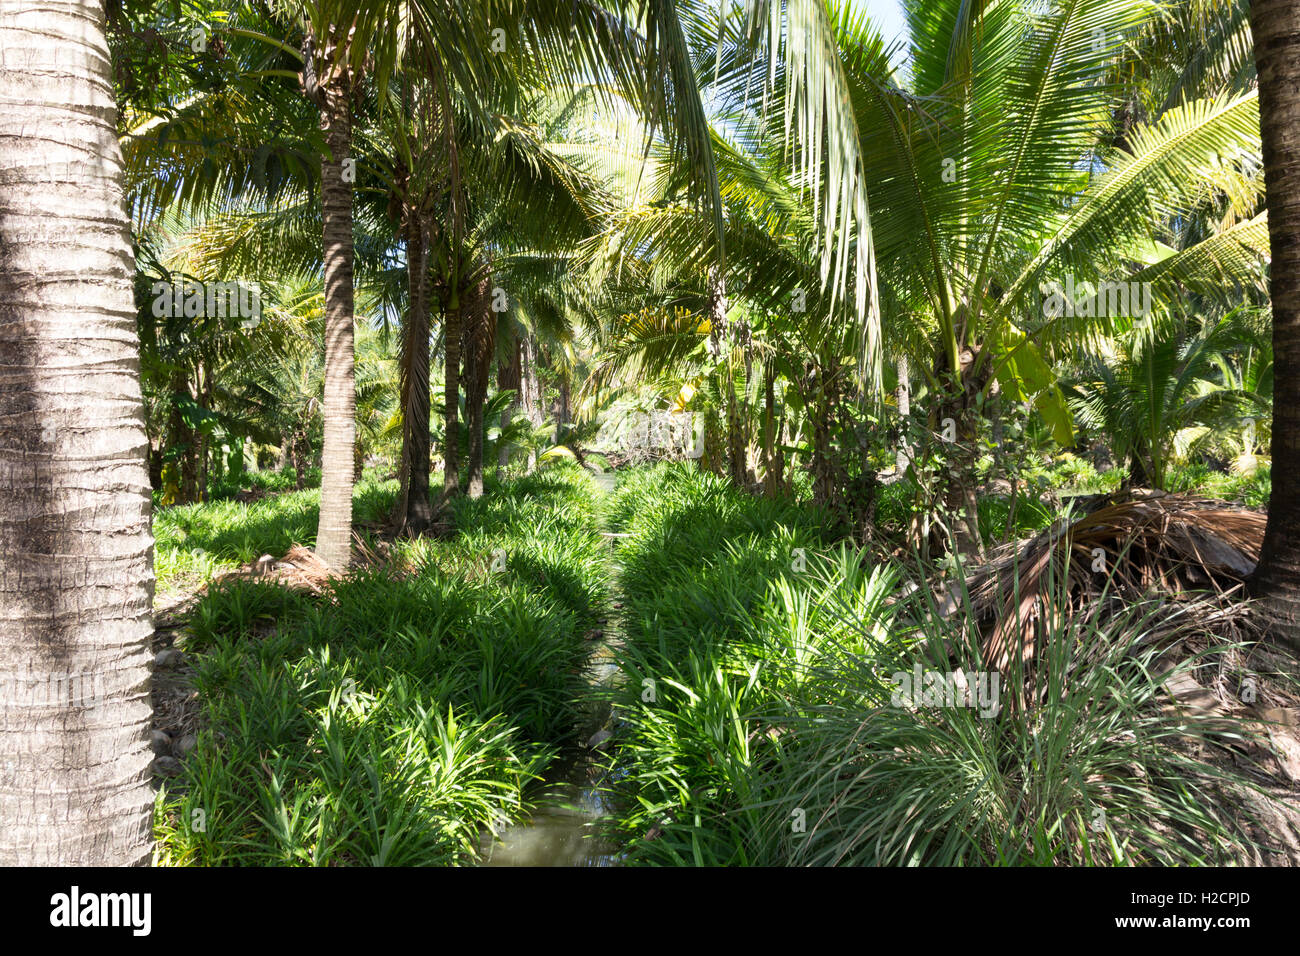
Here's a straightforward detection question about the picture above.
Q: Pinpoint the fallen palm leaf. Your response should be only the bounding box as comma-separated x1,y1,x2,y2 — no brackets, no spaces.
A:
955,494,1266,672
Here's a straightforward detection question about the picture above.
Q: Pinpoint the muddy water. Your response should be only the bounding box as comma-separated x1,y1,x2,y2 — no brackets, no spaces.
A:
477,757,616,866
478,469,624,866
478,640,623,867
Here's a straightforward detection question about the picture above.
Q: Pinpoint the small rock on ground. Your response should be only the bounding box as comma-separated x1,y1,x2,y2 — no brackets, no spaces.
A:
154,649,184,669
152,756,182,776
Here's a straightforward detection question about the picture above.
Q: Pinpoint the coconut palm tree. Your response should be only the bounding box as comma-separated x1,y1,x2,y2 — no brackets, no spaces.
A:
295,0,378,568
1067,312,1268,490
1248,0,1300,646
832,0,1265,551
0,0,155,865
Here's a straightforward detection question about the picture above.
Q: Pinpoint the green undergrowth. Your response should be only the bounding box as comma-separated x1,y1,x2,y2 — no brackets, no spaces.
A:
151,460,1271,866
153,464,609,865
600,462,1263,866
1167,462,1271,507
153,471,397,599
872,458,1269,553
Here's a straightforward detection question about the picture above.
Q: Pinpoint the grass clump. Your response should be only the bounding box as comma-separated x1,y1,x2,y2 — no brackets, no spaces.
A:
154,464,609,865
152,473,398,598
600,462,1264,866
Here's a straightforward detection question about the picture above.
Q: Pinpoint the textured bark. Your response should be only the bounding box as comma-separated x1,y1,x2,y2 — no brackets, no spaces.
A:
943,355,987,561
762,361,779,497
147,443,163,491
726,374,748,485
553,371,571,444
811,393,834,505
777,415,789,492
195,359,210,503
701,409,725,475
290,425,310,491
895,354,912,473
1250,0,1300,647
497,325,521,476
399,218,432,532
463,277,495,499
442,289,461,497
707,265,748,485
0,0,155,864
735,319,756,486
167,366,196,503
315,78,357,569
521,333,541,471
464,365,487,496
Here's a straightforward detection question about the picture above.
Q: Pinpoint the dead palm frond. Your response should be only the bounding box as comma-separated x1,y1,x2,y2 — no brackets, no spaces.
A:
956,493,1266,673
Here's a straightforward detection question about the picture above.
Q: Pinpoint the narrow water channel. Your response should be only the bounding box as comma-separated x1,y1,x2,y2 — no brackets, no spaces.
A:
477,754,616,866
477,469,623,866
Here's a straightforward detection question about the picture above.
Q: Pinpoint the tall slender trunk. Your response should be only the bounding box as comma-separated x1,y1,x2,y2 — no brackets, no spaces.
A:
466,385,486,496
394,432,409,521
708,265,747,485
0,0,154,864
521,333,541,470
443,287,462,497
1249,0,1300,647
291,424,310,491
702,409,725,475
315,78,356,569
776,413,788,492
497,323,521,477
168,366,196,503
554,371,571,445
726,367,748,485
735,320,755,486
196,358,209,503
464,276,495,499
895,354,912,474
400,217,432,532
936,352,985,561
762,360,779,497
807,356,838,507
811,395,834,506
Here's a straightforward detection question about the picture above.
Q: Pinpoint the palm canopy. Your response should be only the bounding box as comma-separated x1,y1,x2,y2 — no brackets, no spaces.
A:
1068,309,1268,488
830,0,1266,443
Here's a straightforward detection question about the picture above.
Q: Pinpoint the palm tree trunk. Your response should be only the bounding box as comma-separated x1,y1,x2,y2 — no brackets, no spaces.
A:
196,358,209,503
1249,0,1300,648
497,323,520,477
811,393,834,506
465,277,496,499
935,351,986,561
521,333,541,470
168,367,196,504
554,372,571,445
315,78,356,569
400,218,433,531
726,384,747,485
736,322,756,486
762,360,778,497
465,375,487,496
0,0,154,864
292,425,310,491
702,409,725,475
443,288,462,497
707,265,747,485
895,355,912,474
775,413,788,492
